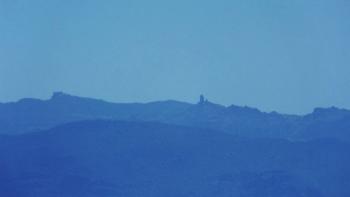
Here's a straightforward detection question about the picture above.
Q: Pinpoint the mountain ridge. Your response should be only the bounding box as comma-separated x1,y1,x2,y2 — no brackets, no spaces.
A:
3,91,346,117
0,92,349,142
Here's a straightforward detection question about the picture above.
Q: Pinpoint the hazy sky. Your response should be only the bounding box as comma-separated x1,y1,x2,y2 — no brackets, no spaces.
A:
0,0,349,114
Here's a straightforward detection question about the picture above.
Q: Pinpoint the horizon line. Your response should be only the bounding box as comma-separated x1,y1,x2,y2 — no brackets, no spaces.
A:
0,91,347,117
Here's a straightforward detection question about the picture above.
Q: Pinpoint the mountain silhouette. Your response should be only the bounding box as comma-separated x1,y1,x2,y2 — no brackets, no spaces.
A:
1,120,349,197
1,92,350,141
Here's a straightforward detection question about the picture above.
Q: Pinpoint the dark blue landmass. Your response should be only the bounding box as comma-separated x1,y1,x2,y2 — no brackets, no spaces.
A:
0,93,350,196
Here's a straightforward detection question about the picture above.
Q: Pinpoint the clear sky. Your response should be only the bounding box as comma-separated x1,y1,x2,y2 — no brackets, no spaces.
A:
0,0,349,114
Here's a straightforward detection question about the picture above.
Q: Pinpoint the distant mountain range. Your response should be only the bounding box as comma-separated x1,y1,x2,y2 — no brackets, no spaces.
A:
1,92,350,196
1,92,350,142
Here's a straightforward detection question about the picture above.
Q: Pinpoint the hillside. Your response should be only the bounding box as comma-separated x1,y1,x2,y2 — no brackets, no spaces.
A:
1,120,349,196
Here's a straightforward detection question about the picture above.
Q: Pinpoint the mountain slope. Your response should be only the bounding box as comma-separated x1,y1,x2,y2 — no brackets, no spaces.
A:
1,120,349,196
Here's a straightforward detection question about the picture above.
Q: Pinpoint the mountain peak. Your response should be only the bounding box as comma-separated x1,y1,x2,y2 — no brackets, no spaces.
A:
311,106,349,116
198,94,212,105
49,92,86,104
51,92,72,99
307,107,350,122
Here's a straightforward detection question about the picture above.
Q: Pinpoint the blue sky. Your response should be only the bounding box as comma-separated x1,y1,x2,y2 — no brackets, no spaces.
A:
0,0,349,114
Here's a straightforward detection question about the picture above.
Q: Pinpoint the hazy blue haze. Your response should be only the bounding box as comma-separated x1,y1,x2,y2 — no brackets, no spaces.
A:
0,0,349,114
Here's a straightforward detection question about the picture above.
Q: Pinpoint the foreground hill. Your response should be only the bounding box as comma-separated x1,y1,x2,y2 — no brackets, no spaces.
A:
1,92,350,141
0,120,349,197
